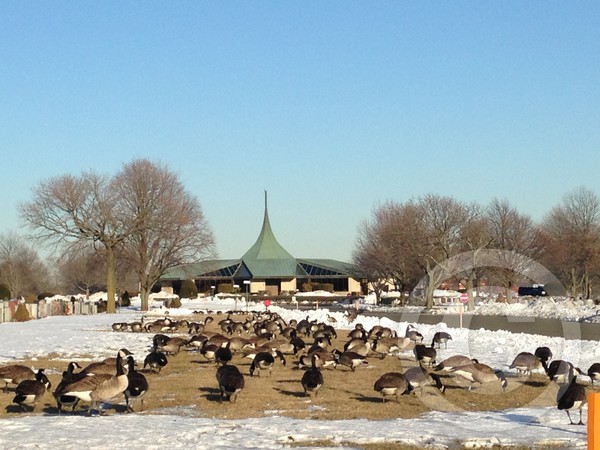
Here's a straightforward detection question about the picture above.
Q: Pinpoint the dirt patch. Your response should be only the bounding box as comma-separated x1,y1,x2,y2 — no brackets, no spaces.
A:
0,311,561,421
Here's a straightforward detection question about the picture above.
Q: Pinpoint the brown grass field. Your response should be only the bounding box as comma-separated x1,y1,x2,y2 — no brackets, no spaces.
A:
0,310,571,449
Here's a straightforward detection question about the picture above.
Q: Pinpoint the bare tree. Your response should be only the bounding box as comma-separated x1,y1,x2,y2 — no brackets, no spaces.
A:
353,201,423,304
20,172,142,313
542,186,600,298
354,195,472,309
115,159,216,311
56,244,107,297
457,204,493,310
485,198,542,301
416,194,470,309
0,231,49,298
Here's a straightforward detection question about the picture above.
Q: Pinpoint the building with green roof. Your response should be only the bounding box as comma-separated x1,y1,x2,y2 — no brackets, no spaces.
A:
161,194,366,296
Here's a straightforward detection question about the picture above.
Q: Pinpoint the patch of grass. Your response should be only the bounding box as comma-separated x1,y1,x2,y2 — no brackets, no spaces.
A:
0,311,563,425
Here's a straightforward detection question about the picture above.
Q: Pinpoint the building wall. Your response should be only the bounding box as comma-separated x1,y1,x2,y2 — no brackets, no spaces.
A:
281,278,297,292
348,278,362,294
250,281,265,294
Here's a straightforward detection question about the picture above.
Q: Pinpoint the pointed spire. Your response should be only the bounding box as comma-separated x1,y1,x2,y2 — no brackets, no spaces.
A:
241,193,296,276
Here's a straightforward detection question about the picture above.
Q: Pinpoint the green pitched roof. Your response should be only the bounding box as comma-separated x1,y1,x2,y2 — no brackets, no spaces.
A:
240,197,298,278
161,193,364,281
161,259,241,280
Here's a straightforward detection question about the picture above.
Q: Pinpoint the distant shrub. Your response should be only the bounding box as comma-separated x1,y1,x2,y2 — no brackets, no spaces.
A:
218,283,233,294
169,297,182,308
97,300,107,313
120,291,131,307
179,279,198,299
24,294,38,304
0,284,10,300
302,283,313,292
321,283,334,293
37,292,55,301
13,303,31,322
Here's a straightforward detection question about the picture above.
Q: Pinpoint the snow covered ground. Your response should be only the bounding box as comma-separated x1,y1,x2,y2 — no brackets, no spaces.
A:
0,295,595,449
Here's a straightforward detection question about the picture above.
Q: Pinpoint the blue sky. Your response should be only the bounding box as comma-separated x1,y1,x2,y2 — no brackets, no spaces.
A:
1,2,599,262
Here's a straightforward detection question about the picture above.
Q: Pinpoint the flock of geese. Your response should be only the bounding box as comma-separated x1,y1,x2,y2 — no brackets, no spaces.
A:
0,309,598,425
0,348,148,415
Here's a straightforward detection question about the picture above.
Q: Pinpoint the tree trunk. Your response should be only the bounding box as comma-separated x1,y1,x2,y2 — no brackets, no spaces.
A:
105,245,117,313
467,271,475,312
140,283,150,311
505,280,513,303
424,271,435,310
584,266,591,299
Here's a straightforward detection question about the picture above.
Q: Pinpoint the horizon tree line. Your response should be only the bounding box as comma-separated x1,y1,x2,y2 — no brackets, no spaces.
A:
352,187,600,308
0,163,598,310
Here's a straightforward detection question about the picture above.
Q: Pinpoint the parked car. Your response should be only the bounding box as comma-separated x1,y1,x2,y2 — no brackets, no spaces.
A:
518,285,547,297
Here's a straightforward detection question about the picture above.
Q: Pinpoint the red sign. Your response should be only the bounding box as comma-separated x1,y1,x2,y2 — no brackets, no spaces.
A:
459,293,469,304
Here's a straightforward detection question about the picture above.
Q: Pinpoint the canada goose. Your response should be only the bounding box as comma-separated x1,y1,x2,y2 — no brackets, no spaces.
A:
343,340,371,358
81,348,131,376
111,322,127,332
62,352,129,416
431,332,452,349
188,334,209,351
547,360,574,384
344,309,359,322
301,354,324,398
188,322,205,335
509,352,544,377
228,337,250,353
373,372,411,402
333,350,368,371
348,328,367,340
587,363,600,385
312,328,334,341
249,351,286,377
307,348,338,369
54,361,85,413
272,339,300,356
246,335,272,349
143,351,168,373
557,366,586,425
369,325,384,338
215,346,233,366
372,326,396,339
310,336,332,351
344,337,367,352
0,364,35,392
296,319,311,337
152,334,171,349
290,337,306,353
405,324,423,343
216,364,245,403
157,337,188,356
13,369,51,411
204,316,214,325
201,343,220,364
434,355,477,373
124,356,148,412
450,362,508,391
404,366,445,395
414,344,437,367
534,346,553,365
371,340,392,359
129,321,143,333
281,327,297,340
